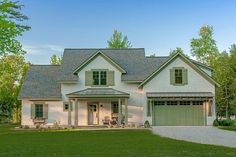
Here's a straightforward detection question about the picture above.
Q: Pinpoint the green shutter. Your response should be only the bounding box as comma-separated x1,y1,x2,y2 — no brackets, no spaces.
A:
85,71,93,86
43,104,48,119
31,104,35,119
107,71,115,86
183,69,188,85
170,69,175,85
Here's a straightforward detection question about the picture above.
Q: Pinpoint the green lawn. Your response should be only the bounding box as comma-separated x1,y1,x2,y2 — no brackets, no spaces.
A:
0,125,236,157
220,126,236,132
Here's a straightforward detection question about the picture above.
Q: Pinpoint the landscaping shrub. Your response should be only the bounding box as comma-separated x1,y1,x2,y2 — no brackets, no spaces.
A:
214,119,235,127
221,119,235,126
213,119,219,126
144,120,150,128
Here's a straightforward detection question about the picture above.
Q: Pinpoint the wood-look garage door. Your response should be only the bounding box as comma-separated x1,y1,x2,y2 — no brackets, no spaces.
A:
153,101,205,126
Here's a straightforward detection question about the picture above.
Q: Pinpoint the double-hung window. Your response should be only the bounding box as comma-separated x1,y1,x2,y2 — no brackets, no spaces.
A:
35,104,43,118
175,69,183,84
92,70,107,86
170,67,188,85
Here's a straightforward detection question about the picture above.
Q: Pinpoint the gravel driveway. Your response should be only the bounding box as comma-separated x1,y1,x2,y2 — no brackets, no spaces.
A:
152,126,236,148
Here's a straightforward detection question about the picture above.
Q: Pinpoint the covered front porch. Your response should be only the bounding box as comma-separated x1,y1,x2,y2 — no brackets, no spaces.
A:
66,88,130,127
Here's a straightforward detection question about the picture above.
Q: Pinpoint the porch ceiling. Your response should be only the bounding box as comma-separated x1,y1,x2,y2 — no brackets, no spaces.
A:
66,88,130,98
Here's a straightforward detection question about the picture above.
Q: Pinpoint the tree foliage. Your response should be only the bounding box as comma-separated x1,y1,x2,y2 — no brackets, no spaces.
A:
107,30,132,48
191,25,236,118
50,54,62,65
0,0,30,123
0,55,29,122
170,47,184,55
0,0,30,56
214,51,236,117
191,25,219,65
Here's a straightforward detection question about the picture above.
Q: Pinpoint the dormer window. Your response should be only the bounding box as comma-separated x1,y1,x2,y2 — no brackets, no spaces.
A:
85,70,114,86
92,70,107,85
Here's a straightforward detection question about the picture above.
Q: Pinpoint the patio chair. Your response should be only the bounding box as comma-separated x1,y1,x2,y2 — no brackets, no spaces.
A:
102,116,110,125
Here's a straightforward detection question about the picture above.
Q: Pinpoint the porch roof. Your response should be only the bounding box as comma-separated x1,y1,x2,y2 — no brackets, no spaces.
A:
146,92,214,98
66,88,130,98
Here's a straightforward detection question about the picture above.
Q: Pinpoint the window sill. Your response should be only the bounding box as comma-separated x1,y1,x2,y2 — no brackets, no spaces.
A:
33,118,45,123
91,85,109,87
171,83,186,86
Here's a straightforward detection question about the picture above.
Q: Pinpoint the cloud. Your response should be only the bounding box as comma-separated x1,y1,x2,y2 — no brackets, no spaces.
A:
22,44,64,64
46,44,64,52
22,44,64,55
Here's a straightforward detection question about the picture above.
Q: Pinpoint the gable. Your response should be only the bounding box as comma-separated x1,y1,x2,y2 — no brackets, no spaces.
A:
73,51,126,74
57,48,147,82
143,57,216,93
139,53,219,88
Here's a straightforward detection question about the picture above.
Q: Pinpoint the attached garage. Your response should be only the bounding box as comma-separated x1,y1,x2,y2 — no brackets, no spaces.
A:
147,92,214,126
153,100,204,126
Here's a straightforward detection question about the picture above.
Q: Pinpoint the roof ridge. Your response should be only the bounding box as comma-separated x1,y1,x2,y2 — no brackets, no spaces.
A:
64,48,144,50
146,56,168,58
31,64,61,66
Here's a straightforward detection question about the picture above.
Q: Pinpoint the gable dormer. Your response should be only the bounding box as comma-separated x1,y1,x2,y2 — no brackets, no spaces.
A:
72,50,126,87
73,50,126,74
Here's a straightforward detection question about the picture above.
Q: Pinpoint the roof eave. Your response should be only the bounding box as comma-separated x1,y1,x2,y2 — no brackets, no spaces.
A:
18,97,62,101
66,94,130,98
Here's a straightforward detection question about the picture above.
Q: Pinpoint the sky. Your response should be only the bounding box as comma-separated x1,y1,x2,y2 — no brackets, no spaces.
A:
19,0,236,64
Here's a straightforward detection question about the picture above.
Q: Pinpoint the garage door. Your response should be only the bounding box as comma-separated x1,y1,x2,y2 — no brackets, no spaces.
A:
153,101,205,126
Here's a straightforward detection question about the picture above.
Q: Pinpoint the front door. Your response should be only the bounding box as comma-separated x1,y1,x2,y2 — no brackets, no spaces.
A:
88,103,99,125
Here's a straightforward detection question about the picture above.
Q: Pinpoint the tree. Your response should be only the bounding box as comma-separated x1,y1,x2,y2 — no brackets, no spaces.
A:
0,0,30,56
50,54,62,65
190,25,219,65
190,26,236,118
212,45,236,118
214,52,234,118
107,30,132,48
0,55,29,123
169,47,184,55
149,53,156,57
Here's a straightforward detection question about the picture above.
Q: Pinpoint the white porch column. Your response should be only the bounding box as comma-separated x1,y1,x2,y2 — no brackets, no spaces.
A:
74,98,78,127
124,98,128,125
118,98,122,125
68,99,72,127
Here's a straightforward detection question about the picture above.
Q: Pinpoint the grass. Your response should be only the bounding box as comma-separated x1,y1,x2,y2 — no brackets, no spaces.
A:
0,125,236,157
220,126,236,132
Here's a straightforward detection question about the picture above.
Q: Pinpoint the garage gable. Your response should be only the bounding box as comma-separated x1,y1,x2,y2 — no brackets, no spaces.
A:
139,52,220,88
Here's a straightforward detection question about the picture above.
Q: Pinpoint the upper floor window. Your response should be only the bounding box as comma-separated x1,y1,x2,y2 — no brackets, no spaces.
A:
92,70,107,85
85,70,114,86
170,67,188,85
175,69,183,84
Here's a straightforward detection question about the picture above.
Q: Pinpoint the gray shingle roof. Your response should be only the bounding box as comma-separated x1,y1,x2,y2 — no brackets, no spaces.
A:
19,48,213,99
18,65,61,100
58,48,147,82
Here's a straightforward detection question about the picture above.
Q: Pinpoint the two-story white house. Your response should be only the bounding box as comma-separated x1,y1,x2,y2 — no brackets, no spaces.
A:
18,48,219,127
